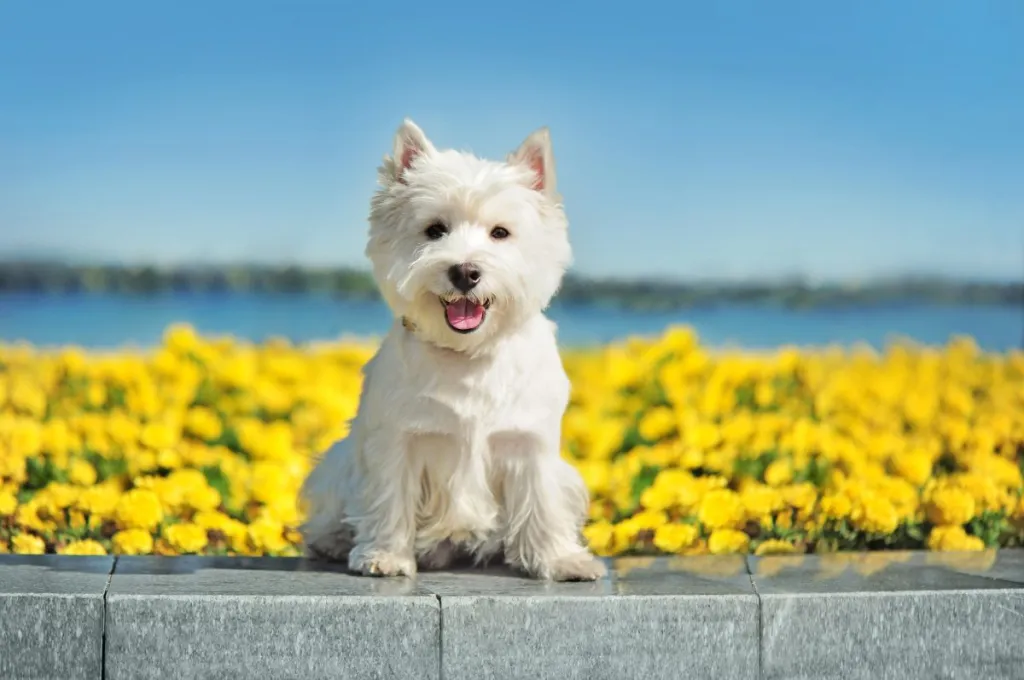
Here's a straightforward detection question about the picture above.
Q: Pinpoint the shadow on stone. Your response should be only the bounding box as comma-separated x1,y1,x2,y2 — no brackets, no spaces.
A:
0,554,113,575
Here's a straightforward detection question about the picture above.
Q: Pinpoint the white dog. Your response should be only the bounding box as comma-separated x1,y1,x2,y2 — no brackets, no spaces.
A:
299,119,605,581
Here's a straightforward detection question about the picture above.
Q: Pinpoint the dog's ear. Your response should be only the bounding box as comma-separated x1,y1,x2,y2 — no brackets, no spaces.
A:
509,127,557,199
391,118,435,183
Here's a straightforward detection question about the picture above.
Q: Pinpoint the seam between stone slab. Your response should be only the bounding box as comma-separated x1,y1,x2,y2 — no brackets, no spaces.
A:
101,556,117,680
744,557,764,680
435,594,444,680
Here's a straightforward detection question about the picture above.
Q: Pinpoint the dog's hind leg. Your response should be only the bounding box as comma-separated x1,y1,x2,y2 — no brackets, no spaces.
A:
299,438,358,562
303,522,355,561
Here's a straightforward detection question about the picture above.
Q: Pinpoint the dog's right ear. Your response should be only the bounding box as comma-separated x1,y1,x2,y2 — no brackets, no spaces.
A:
390,118,435,183
508,127,558,201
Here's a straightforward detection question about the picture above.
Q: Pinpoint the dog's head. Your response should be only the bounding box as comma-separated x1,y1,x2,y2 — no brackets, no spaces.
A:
367,119,572,353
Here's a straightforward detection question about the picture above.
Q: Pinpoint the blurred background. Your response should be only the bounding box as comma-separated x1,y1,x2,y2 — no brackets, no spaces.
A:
1,0,1021,351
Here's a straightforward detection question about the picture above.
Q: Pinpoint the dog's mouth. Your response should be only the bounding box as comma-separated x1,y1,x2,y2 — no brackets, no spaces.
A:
440,296,492,334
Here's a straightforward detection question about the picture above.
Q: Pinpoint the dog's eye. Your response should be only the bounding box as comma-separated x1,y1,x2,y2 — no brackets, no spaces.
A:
490,226,510,240
425,223,448,240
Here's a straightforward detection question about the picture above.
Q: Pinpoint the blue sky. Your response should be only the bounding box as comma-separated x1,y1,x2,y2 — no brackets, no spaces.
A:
0,1,1021,281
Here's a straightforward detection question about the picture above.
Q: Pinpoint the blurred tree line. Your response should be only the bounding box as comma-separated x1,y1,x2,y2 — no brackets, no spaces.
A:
0,260,1020,311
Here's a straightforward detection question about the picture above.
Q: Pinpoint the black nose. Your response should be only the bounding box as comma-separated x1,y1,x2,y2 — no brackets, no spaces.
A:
448,263,481,293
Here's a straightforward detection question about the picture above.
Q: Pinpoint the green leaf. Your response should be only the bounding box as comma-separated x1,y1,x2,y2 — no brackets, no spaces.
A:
630,465,661,506
616,423,646,457
201,465,232,506
107,385,127,409
968,510,1006,548
735,383,756,410
211,425,243,454
793,456,830,487
86,452,128,482
24,457,68,491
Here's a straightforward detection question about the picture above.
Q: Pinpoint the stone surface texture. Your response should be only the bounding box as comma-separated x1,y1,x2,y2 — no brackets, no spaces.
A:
105,556,440,680
1,550,1023,679
0,555,113,680
422,555,760,680
751,551,1024,680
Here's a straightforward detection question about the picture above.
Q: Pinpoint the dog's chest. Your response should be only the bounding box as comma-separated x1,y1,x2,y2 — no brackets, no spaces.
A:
390,333,567,437
412,354,534,432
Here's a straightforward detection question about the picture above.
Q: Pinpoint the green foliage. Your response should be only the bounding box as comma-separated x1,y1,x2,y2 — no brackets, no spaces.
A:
24,457,68,491
201,465,232,507
86,452,128,482
630,465,662,508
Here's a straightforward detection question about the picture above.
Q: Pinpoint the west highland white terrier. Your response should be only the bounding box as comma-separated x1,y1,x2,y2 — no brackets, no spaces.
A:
299,119,605,581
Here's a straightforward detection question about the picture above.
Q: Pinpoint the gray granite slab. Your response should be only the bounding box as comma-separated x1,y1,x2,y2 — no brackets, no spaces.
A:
0,555,113,680
924,547,1024,585
750,550,1024,680
105,556,439,680
421,555,759,680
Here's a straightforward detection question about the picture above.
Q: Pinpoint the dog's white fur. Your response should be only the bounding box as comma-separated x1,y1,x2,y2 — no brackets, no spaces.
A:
299,119,604,581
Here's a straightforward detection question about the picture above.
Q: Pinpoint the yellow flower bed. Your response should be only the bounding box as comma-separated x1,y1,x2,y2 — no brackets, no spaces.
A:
1,323,1022,558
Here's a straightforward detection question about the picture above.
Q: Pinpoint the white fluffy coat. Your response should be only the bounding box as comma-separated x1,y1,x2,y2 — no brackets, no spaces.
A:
299,119,604,581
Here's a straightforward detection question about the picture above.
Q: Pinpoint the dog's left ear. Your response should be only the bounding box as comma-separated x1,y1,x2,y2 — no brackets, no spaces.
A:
509,127,557,200
391,118,436,183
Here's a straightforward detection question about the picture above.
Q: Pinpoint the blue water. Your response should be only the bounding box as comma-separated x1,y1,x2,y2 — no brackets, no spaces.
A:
0,293,1020,351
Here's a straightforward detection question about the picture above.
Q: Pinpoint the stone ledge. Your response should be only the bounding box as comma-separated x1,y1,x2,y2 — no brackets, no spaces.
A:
1,550,1022,680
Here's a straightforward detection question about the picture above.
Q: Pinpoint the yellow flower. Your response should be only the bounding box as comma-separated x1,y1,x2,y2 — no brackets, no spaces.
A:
185,406,223,442
891,449,933,487
927,525,985,552
697,489,745,531
164,323,200,354
68,458,98,487
250,462,290,504
755,539,799,556
639,483,677,512
115,489,165,531
854,495,899,535
764,459,793,487
926,486,976,526
40,482,79,510
12,533,45,555
631,509,668,532
740,484,783,520
0,490,17,516
575,460,611,496
193,510,248,546
707,529,750,555
69,509,87,531
583,520,615,555
819,493,852,520
15,500,54,533
652,523,698,553
638,406,676,442
247,516,287,553
782,483,818,514
112,529,155,555
163,523,209,554
184,484,221,512
60,539,107,556
156,448,183,470
140,419,180,451
78,483,122,519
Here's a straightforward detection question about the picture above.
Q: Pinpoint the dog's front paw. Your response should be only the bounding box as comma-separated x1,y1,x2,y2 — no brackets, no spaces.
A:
348,549,417,577
547,552,607,582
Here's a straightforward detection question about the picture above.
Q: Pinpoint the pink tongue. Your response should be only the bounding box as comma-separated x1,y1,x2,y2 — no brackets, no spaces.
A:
445,299,485,330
